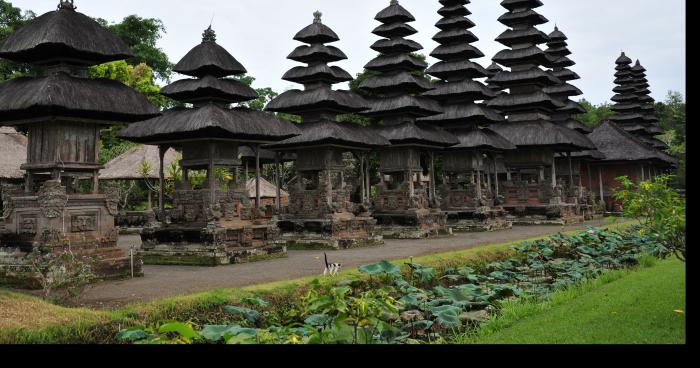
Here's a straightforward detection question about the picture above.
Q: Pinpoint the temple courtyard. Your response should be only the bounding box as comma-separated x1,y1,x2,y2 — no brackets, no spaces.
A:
44,219,612,309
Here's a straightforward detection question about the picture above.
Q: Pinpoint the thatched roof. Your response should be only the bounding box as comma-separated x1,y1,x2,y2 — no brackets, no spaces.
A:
100,145,180,180
0,72,160,124
493,46,552,68
426,60,489,80
418,103,504,126
501,0,544,11
433,29,478,44
375,2,416,23
265,120,390,150
423,79,495,102
489,120,596,152
288,44,347,63
373,22,418,38
444,126,516,152
282,64,353,84
371,38,423,54
587,121,676,165
294,15,340,44
430,43,484,61
361,95,442,119
246,177,288,199
118,103,301,144
374,122,459,147
0,127,27,180
436,16,476,31
487,91,565,112
365,54,427,72
265,88,368,115
360,72,434,95
560,119,592,134
496,28,549,47
239,146,296,164
0,3,132,66
498,9,548,27
160,75,258,104
173,29,247,78
486,68,560,88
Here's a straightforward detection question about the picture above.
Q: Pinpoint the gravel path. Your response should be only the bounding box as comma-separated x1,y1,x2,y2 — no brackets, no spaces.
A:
74,220,608,309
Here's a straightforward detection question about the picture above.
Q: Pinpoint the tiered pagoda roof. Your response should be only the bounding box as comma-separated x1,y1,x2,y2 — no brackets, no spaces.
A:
419,0,513,153
119,27,299,144
486,0,594,152
266,12,388,150
360,0,456,148
543,26,591,134
0,1,159,125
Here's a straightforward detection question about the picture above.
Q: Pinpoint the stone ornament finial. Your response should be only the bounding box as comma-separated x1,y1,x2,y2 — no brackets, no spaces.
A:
313,10,323,24
202,26,217,43
58,0,76,11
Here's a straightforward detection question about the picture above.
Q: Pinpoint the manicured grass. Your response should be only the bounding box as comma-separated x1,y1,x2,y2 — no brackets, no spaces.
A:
460,257,686,344
0,221,637,344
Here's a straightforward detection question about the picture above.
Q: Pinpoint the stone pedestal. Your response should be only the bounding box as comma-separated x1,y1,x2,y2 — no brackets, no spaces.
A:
0,181,142,288
439,183,512,233
138,188,286,266
374,181,449,239
501,180,584,225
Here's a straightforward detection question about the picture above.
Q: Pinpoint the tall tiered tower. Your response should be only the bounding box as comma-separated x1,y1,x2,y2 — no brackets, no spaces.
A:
419,0,514,232
265,12,387,250
119,26,300,265
0,1,160,286
486,0,594,225
360,0,458,239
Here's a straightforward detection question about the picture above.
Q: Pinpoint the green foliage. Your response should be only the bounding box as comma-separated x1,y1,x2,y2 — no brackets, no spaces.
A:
614,175,686,261
0,1,35,81
575,99,613,128
96,15,172,82
116,226,668,345
26,246,99,304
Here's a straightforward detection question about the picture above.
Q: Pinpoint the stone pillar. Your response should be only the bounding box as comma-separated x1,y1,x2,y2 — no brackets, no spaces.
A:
493,155,500,198
275,154,281,211
159,145,166,212
551,154,557,188
568,152,574,189
429,152,436,203
640,164,645,183
365,154,371,202
208,143,216,206
92,170,99,194
475,151,482,205
359,154,366,203
598,167,604,203
182,167,191,190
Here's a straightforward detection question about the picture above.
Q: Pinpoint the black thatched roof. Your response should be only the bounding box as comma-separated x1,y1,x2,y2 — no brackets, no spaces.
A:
551,69,579,81
418,103,505,126
160,75,258,104
558,100,586,114
360,72,434,95
365,54,427,72
265,88,368,115
294,16,340,44
0,3,132,66
487,91,565,112
371,38,423,54
571,149,606,161
374,121,459,147
118,103,301,144
173,29,247,78
265,120,390,150
493,46,551,67
444,126,516,152
496,28,549,47
361,95,442,119
560,119,592,134
0,72,159,123
588,121,676,165
282,64,353,84
486,68,560,88
423,79,495,102
430,43,484,61
373,22,418,38
433,29,478,44
486,62,503,77
288,44,347,63
375,1,416,24
544,83,583,97
489,120,596,152
498,9,548,27
436,16,475,31
426,60,489,80
501,0,543,12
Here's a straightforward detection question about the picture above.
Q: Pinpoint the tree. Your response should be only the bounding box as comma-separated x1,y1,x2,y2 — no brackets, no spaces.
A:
575,99,613,128
95,15,173,82
0,0,35,80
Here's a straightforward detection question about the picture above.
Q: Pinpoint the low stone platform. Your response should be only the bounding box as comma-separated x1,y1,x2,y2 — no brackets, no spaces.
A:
274,215,384,250
374,209,451,239
504,204,585,226
443,207,513,233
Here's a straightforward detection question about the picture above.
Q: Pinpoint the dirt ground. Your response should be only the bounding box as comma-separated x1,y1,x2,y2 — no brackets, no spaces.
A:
69,220,609,309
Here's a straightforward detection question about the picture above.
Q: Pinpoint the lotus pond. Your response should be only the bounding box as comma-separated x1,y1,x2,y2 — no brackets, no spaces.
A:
116,226,669,344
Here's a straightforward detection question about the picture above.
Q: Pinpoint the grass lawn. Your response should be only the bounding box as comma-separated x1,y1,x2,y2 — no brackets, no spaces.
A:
465,258,686,344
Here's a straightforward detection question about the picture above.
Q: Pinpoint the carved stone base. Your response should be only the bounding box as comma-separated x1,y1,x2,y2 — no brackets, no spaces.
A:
274,215,384,250
443,206,512,233
139,219,286,266
0,245,143,289
374,209,451,239
503,203,584,226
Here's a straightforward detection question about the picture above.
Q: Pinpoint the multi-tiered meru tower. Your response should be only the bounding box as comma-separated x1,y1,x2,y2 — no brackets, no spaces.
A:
360,0,458,239
486,0,595,225
119,27,300,265
419,0,515,232
0,1,160,286
265,12,387,250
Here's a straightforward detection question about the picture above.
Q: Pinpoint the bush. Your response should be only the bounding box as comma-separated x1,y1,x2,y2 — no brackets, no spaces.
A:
614,175,686,262
26,246,99,304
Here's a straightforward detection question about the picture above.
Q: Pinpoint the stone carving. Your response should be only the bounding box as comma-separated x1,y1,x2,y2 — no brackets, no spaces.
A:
104,187,120,216
71,215,97,233
37,180,67,219
19,217,37,234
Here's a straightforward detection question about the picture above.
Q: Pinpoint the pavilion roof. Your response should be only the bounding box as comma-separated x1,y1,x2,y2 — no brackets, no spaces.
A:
373,121,459,147
489,120,596,152
172,27,247,79
160,75,258,104
0,1,132,66
444,126,516,152
0,127,27,180
588,121,676,165
264,120,391,151
100,145,180,180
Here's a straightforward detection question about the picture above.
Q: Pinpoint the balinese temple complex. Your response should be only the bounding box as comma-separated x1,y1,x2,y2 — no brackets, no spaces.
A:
359,0,457,239
486,0,596,225
265,12,386,250
118,26,300,265
0,0,683,288
0,0,160,286
419,0,515,232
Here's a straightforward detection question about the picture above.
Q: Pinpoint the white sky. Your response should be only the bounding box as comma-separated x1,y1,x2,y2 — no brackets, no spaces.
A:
13,0,686,104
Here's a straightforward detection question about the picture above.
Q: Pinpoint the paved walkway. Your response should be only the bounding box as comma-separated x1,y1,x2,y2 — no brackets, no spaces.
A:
72,220,608,309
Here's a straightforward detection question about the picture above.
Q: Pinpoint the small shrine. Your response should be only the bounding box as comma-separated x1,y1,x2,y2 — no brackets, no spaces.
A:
0,1,160,286
419,0,515,232
265,12,387,250
486,0,595,225
118,26,300,265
